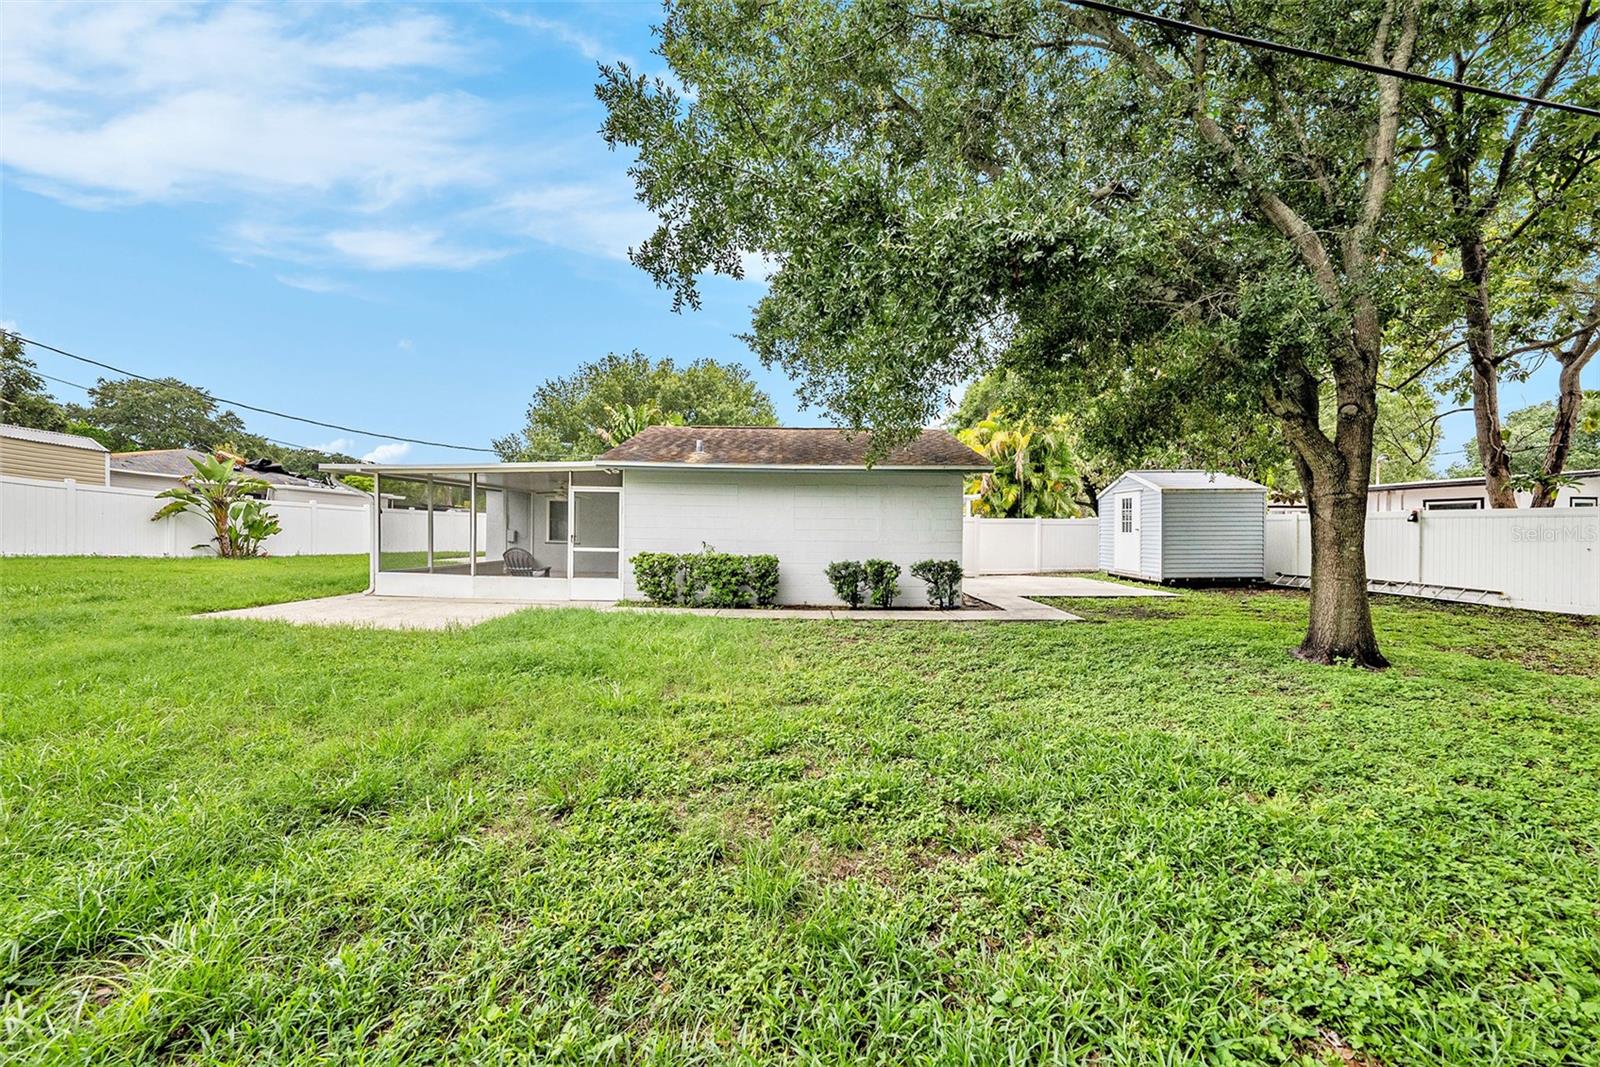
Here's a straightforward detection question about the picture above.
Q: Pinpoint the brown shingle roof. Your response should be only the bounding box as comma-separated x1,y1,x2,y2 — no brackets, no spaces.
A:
596,426,988,469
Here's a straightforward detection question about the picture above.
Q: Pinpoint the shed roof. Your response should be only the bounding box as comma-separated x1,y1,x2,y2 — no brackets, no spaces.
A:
0,422,109,452
112,448,361,492
1115,470,1267,491
596,426,989,469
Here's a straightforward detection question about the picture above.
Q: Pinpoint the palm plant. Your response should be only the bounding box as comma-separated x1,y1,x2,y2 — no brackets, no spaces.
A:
594,401,683,448
958,412,1088,518
151,454,276,558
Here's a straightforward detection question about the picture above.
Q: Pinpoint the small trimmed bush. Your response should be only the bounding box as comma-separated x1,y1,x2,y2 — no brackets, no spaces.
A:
911,559,963,609
631,547,779,607
863,559,900,609
692,551,751,608
632,552,684,604
747,555,780,607
825,561,867,608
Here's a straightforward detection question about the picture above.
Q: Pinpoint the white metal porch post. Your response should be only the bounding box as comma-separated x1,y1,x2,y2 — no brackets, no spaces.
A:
370,472,381,590
426,475,435,574
468,472,478,577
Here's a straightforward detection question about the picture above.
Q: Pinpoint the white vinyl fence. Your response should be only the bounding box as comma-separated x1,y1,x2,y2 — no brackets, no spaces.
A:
0,475,483,558
963,516,1100,574
1266,510,1599,615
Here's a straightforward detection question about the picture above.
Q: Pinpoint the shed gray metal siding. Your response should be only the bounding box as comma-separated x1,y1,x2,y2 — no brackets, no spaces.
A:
1158,490,1266,579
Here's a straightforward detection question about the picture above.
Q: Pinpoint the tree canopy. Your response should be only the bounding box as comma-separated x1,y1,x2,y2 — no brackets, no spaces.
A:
1,332,69,433
63,376,261,454
493,351,778,460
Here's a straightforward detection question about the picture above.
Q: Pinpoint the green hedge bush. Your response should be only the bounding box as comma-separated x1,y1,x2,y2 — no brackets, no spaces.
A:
631,548,781,608
864,559,901,608
910,559,963,609
825,561,867,608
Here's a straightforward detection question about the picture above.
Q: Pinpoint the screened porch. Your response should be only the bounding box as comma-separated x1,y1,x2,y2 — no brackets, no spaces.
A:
340,461,625,601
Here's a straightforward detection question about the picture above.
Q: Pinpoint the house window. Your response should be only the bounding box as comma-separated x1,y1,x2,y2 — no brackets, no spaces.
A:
1423,498,1482,511
1119,496,1134,533
546,499,569,543
1570,496,1598,508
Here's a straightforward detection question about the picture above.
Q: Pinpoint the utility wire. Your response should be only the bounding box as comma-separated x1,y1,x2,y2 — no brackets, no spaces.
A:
16,335,499,454
1063,0,1600,118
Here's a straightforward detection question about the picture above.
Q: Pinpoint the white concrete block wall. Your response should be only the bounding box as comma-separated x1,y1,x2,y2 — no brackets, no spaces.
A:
621,469,966,606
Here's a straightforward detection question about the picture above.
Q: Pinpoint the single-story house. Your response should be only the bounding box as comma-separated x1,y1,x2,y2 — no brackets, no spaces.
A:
1098,470,1267,582
110,448,369,505
1368,469,1600,511
326,425,989,606
0,423,110,484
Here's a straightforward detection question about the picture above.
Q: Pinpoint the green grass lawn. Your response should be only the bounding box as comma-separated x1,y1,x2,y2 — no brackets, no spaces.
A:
2,556,1597,1065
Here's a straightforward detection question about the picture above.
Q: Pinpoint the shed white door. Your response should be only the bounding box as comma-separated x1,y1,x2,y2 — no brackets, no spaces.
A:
1113,492,1140,573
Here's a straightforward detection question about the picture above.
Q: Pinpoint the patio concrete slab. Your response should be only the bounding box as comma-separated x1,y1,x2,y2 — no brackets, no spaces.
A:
964,574,1175,600
196,574,1165,630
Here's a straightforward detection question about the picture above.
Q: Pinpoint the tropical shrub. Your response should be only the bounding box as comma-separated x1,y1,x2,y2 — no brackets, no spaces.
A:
958,411,1091,518
746,555,780,607
151,454,276,558
863,559,900,609
229,498,283,558
825,561,867,609
631,552,684,604
911,559,963,609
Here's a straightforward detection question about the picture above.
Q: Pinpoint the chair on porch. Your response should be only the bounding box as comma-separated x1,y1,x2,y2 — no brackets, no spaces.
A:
503,546,550,578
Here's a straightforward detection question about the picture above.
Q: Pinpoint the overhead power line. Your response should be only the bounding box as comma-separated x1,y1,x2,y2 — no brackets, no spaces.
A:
16,335,499,454
1063,0,1600,118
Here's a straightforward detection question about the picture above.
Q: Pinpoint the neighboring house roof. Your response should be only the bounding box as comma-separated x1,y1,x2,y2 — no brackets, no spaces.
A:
596,426,990,469
1115,470,1267,491
1370,469,1600,492
0,423,109,452
111,448,361,492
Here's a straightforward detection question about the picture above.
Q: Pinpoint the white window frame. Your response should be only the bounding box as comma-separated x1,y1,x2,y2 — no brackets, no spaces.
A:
1119,495,1135,533
545,497,569,544
1423,498,1482,511
1569,496,1598,508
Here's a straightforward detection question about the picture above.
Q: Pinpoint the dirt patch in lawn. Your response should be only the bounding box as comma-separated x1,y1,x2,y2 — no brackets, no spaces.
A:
1037,597,1185,622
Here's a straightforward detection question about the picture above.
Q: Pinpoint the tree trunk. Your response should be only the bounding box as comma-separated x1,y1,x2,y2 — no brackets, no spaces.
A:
1533,300,1599,507
1460,236,1518,508
1533,363,1583,507
1298,485,1386,667
1270,363,1389,669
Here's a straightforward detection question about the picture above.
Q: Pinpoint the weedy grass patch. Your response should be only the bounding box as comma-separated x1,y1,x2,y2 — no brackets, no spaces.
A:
2,556,1597,1064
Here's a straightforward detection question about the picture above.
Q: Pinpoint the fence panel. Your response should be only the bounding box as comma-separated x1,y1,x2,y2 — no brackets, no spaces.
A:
963,517,1100,574
1265,510,1598,615
2,475,383,558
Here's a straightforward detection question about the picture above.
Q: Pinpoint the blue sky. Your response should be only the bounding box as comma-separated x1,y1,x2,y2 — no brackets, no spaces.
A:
0,2,1586,469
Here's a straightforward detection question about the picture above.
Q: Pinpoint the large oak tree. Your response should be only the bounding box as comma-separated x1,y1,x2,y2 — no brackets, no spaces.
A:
601,0,1504,665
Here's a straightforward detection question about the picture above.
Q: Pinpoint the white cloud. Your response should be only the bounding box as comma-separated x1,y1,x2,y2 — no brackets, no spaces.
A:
397,339,414,352
325,228,510,271
0,3,664,276
493,9,620,64
313,437,357,453
362,442,412,464
497,183,656,261
273,273,350,295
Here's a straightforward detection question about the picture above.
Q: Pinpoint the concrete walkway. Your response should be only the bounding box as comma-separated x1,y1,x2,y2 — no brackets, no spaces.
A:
197,574,1165,630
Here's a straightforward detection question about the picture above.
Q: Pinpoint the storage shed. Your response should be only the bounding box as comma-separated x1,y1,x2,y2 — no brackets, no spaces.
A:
1098,470,1267,582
